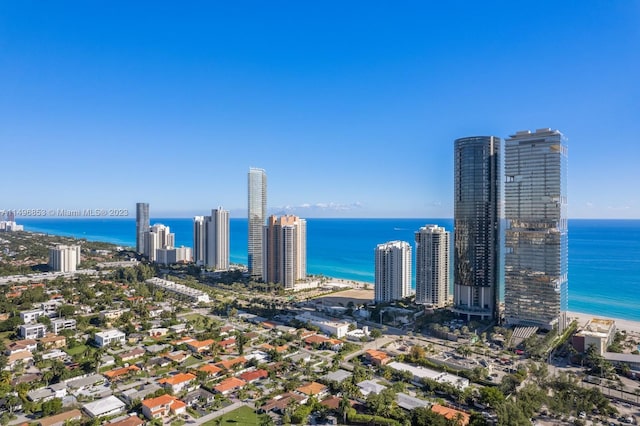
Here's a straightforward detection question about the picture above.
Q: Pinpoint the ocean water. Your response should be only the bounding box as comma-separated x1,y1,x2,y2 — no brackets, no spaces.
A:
18,218,640,322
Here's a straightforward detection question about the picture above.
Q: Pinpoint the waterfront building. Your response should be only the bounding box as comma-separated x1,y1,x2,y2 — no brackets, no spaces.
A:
504,128,568,330
0,220,23,232
415,225,450,308
453,136,500,320
193,208,230,270
49,244,81,272
572,318,615,356
156,246,192,265
264,215,306,289
193,216,206,265
248,167,267,280
374,241,411,303
136,202,150,254
145,224,175,262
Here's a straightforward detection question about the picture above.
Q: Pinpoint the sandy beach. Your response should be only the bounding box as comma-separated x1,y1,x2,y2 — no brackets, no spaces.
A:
568,311,640,336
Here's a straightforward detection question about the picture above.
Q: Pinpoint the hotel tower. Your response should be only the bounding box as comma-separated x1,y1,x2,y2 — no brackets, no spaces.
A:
453,136,500,320
504,128,568,330
248,168,267,280
415,225,450,308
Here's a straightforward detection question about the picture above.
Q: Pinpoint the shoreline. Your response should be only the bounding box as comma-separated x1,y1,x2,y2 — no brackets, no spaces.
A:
568,311,640,336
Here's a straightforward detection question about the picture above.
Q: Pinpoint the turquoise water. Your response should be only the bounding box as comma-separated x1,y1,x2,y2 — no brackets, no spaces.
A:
19,218,640,322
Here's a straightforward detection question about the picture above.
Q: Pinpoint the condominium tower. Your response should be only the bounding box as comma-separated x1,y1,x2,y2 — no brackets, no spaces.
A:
49,244,81,272
374,241,411,303
193,208,230,270
248,168,267,279
136,202,150,254
453,136,500,320
504,128,568,330
264,215,307,289
145,224,175,262
415,225,450,308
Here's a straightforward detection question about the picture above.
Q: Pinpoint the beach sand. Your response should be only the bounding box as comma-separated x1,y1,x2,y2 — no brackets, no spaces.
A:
568,311,640,337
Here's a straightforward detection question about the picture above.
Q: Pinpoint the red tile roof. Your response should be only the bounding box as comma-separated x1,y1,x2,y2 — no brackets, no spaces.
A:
239,369,268,382
214,377,246,393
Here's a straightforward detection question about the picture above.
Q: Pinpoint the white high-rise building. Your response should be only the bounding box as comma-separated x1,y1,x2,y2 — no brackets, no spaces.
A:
156,246,193,265
264,215,306,289
206,208,230,270
193,208,230,270
415,225,450,308
248,168,267,280
145,224,175,262
49,245,81,272
375,241,411,303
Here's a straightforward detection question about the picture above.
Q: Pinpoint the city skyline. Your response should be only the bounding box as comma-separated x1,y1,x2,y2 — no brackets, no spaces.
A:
1,3,639,218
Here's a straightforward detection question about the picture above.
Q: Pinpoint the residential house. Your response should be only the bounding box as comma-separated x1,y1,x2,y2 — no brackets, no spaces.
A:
103,365,140,381
19,323,46,339
197,364,222,377
163,350,189,364
365,349,391,366
119,347,146,362
94,329,126,347
296,382,328,403
186,339,215,354
82,395,126,418
37,409,83,426
239,369,268,384
105,414,144,426
6,351,34,371
50,318,76,335
260,392,305,414
158,372,197,394
20,309,45,323
39,335,66,350
431,404,470,425
213,377,246,395
183,388,215,408
215,356,246,371
141,394,187,420
6,339,37,355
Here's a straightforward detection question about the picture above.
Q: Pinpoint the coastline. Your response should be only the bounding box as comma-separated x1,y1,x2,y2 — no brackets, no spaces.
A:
568,311,640,336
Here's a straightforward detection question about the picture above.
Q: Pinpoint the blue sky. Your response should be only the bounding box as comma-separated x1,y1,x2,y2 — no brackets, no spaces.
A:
1,2,639,218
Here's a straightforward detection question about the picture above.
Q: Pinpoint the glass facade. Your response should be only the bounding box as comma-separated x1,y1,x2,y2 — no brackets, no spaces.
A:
248,168,267,279
453,136,500,320
136,202,149,254
504,129,568,330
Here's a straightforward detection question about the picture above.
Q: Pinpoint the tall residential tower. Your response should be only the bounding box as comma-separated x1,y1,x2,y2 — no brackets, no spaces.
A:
415,225,450,308
375,241,412,303
136,203,149,254
248,168,267,280
264,215,307,289
193,208,230,270
504,129,568,330
453,136,500,320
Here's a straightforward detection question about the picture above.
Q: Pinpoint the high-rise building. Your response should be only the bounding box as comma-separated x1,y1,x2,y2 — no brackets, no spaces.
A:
193,216,206,266
193,209,230,270
415,225,450,308
264,215,306,289
504,128,568,330
49,245,81,272
453,136,500,320
145,224,175,262
375,241,411,303
136,203,150,254
248,167,267,280
206,208,230,270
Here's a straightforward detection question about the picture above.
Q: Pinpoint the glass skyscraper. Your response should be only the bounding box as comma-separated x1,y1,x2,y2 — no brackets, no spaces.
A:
136,202,149,254
504,129,568,330
248,167,267,279
453,136,500,320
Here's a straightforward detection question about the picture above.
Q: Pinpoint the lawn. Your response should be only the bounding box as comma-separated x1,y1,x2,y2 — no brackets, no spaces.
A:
202,406,260,426
65,344,89,356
